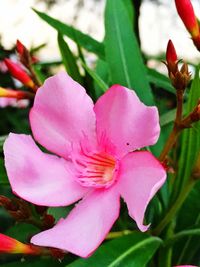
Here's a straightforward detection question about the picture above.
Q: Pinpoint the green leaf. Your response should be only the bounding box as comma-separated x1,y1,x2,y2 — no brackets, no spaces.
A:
58,33,83,84
0,258,61,267
0,157,8,185
147,68,175,94
160,103,187,127
33,9,105,59
104,0,154,105
67,233,162,267
174,68,200,196
170,68,200,264
5,223,38,242
172,181,200,264
0,135,7,150
94,59,110,99
48,206,72,223
124,0,134,24
81,60,108,93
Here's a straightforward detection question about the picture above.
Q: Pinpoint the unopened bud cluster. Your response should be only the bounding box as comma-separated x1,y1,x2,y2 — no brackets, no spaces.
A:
0,196,31,221
165,40,191,91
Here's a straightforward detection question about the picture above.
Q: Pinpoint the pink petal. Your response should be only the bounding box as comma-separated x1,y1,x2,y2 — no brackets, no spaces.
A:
31,189,120,257
4,133,87,206
118,151,166,231
30,72,96,159
94,85,160,157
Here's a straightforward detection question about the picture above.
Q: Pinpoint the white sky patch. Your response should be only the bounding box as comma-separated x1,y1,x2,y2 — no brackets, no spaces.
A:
0,0,200,62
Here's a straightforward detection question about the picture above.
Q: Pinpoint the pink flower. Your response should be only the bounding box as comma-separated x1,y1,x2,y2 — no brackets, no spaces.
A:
4,72,166,257
175,265,198,267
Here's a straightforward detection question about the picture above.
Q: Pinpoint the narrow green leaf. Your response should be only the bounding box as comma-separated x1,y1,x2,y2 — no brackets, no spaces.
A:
32,64,46,83
67,233,162,267
147,68,175,94
81,60,108,93
0,158,8,185
33,9,105,59
94,59,110,99
58,33,83,84
173,181,200,263
160,103,187,127
124,0,134,24
0,135,7,150
174,68,200,195
104,0,154,105
165,228,200,247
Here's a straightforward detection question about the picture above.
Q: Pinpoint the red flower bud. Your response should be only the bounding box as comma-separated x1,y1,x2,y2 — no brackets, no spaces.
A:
0,87,34,100
175,0,199,38
4,58,34,89
0,233,40,255
16,40,25,56
166,40,178,64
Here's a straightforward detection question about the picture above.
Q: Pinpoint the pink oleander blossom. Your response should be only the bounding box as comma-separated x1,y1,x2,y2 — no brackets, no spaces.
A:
4,72,166,257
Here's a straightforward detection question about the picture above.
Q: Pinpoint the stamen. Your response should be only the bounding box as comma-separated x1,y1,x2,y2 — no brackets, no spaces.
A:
74,149,118,188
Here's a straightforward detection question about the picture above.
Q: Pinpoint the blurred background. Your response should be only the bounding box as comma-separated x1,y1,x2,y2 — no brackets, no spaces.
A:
0,0,200,62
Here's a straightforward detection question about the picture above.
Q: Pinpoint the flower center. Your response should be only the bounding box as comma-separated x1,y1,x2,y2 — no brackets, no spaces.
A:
74,150,117,188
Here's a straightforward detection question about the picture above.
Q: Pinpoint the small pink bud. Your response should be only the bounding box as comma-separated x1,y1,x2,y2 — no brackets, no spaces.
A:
166,40,178,64
175,0,199,38
4,58,34,89
0,233,40,255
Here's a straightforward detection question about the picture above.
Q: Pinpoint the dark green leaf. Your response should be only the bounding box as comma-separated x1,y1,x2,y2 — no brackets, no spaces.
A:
33,9,105,59
160,103,187,127
67,233,162,267
104,0,154,105
171,181,200,264
93,59,110,99
5,223,38,242
48,206,72,223
174,68,200,196
81,60,108,93
147,68,175,94
57,33,82,84
0,135,7,150
0,258,62,267
0,157,8,185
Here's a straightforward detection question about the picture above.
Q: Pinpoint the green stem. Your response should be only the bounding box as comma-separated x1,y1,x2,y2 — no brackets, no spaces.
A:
106,230,132,239
158,222,174,267
153,180,195,235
